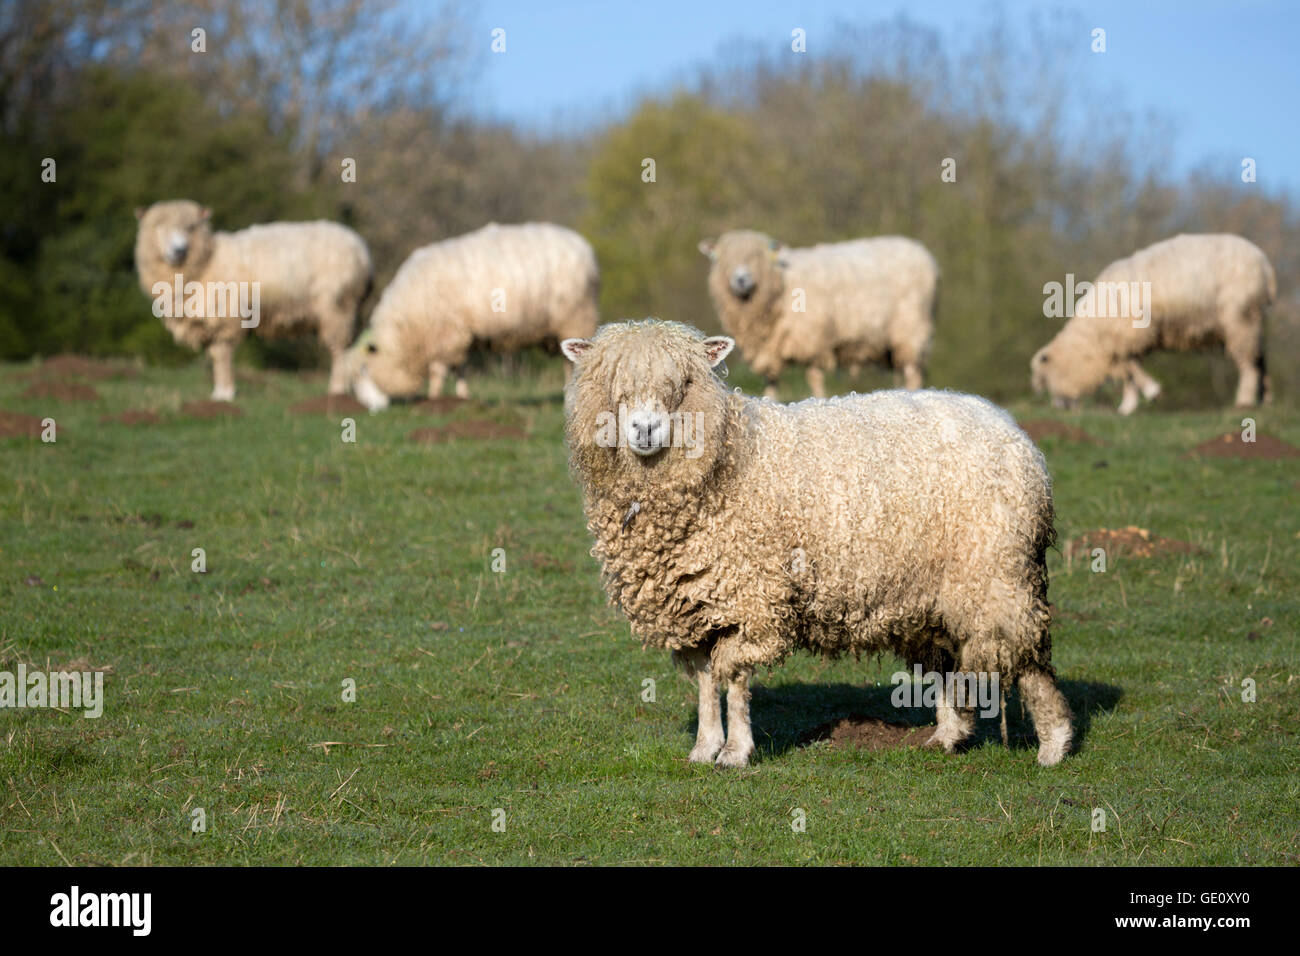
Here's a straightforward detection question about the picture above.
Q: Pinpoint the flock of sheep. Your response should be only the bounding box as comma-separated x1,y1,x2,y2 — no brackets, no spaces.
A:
131,199,1279,767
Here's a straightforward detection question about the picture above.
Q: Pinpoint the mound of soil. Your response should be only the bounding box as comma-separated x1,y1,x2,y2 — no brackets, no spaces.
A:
101,409,162,426
21,381,100,402
37,354,139,381
181,400,244,419
1065,526,1203,560
0,410,47,438
289,395,369,416
1017,419,1102,444
408,419,527,443
412,397,475,414
1186,431,1300,460
810,715,935,752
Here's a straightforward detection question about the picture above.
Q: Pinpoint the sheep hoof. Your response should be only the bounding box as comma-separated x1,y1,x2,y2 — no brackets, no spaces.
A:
1036,728,1072,767
211,386,236,402
1117,396,1139,416
1141,381,1161,401
924,730,959,754
689,741,724,764
714,744,753,769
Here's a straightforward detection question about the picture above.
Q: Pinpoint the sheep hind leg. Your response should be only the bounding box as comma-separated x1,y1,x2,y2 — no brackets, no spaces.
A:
901,362,923,391
805,367,827,398
716,670,755,768
1126,359,1161,402
674,644,724,763
1018,666,1073,766
454,366,469,399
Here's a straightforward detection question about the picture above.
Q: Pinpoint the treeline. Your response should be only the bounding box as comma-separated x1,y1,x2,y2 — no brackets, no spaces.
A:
2,0,1296,401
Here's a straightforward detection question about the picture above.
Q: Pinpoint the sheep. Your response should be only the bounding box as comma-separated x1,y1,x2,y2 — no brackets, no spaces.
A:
561,319,1072,769
349,222,599,410
134,200,372,401
1031,233,1277,414
698,230,939,399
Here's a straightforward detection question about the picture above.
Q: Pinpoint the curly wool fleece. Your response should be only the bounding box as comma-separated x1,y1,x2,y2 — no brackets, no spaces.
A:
563,319,1072,768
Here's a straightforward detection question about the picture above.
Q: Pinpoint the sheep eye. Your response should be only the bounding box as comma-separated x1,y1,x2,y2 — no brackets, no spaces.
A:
366,343,378,354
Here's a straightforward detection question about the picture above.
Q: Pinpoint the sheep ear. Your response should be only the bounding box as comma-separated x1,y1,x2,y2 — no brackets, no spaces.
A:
198,207,212,222
561,338,593,363
698,239,717,262
134,206,145,221
702,336,734,367
771,243,791,268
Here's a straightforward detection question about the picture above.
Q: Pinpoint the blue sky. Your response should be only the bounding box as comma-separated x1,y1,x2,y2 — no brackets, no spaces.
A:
430,0,1298,198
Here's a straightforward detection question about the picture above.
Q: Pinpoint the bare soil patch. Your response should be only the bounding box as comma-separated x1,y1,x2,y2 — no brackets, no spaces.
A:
0,410,47,438
1065,525,1203,560
412,397,476,414
22,381,100,402
181,401,244,419
810,715,935,752
1186,431,1300,460
1017,419,1102,444
101,409,162,426
38,354,139,381
289,395,369,416
408,419,526,443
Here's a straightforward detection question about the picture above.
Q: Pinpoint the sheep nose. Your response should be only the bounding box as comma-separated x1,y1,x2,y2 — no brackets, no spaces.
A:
625,410,667,455
730,269,755,296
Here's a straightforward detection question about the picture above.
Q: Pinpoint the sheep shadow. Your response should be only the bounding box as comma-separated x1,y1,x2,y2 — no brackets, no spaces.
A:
682,677,1122,761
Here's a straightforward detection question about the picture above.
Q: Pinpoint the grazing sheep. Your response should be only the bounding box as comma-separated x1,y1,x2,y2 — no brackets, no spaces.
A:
1031,233,1277,413
562,319,1072,768
134,200,372,400
350,222,599,410
698,230,939,399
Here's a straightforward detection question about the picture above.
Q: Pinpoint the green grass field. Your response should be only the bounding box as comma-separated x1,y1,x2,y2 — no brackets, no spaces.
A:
1,355,1297,866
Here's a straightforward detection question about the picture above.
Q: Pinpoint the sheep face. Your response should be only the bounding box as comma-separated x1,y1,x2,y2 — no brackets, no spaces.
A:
700,231,787,309
135,200,213,270
348,334,425,411
562,321,734,487
1031,337,1111,408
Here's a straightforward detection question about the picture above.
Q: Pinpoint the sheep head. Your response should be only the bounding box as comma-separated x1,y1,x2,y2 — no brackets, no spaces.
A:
348,327,426,411
700,230,787,313
562,320,736,496
1031,330,1114,408
134,200,214,280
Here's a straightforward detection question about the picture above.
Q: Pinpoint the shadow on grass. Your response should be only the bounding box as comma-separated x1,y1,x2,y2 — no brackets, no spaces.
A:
683,677,1122,761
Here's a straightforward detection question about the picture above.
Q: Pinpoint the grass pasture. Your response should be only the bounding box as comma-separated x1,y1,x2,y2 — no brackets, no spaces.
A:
0,355,1297,866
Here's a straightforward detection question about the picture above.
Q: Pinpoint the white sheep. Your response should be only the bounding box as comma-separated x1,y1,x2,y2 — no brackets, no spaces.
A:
350,222,599,409
134,200,372,400
562,319,1072,769
1032,233,1277,413
698,230,939,398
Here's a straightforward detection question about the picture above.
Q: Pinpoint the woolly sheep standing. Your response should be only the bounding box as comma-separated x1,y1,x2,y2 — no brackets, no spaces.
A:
561,319,1072,768
350,222,599,410
134,200,372,400
1031,233,1277,414
698,230,939,399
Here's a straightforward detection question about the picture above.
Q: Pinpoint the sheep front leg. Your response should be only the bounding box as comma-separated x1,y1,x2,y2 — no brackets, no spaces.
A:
454,366,469,399
429,361,449,398
926,674,974,753
805,366,827,399
675,644,724,763
1126,360,1162,402
716,670,755,768
901,362,924,390
208,340,236,401
326,343,349,395
1117,376,1141,416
